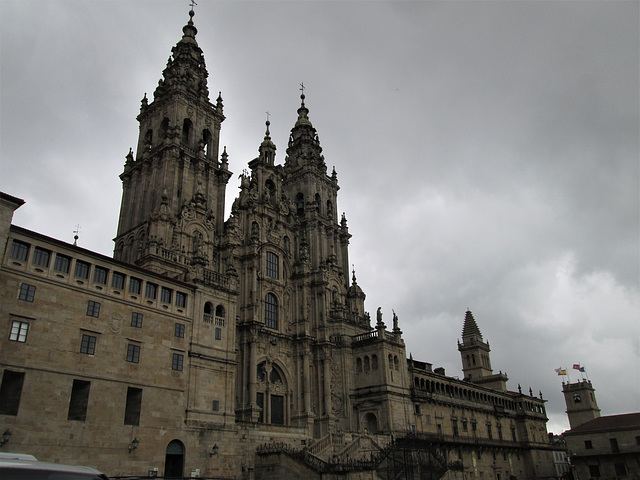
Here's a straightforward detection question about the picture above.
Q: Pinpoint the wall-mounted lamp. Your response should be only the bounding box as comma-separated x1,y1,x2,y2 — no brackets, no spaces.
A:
209,444,219,457
129,437,139,453
0,429,12,448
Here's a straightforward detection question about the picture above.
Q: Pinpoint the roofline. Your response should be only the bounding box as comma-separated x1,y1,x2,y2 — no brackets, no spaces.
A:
8,224,195,290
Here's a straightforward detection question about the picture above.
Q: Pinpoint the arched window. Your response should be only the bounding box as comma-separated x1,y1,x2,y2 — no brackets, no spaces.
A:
265,179,276,199
394,355,399,371
202,129,212,157
159,118,169,141
314,193,321,212
265,293,278,330
144,129,153,148
356,357,362,373
182,118,193,146
372,354,378,370
204,302,213,324
215,305,225,327
364,356,370,373
296,193,304,216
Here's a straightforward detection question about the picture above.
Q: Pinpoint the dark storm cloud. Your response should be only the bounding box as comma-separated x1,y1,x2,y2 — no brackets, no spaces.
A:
1,0,637,432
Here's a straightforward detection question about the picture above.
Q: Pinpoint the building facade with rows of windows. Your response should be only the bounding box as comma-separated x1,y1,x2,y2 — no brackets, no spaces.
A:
0,10,559,480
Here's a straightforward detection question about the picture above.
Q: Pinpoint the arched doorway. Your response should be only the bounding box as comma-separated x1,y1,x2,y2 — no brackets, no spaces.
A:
164,440,184,478
364,412,378,434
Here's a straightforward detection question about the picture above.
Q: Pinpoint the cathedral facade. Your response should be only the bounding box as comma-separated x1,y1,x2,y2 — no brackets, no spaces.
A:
0,11,557,480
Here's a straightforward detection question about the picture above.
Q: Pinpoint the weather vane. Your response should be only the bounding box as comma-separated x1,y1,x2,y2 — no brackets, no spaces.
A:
265,111,270,122
300,82,305,95
189,0,197,11
73,224,81,246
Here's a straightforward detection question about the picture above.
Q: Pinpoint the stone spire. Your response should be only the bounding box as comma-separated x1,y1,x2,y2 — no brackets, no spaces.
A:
258,119,276,165
285,92,326,173
152,9,211,102
461,310,483,342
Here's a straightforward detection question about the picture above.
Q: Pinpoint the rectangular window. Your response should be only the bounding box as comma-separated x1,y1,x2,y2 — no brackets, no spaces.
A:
9,320,29,342
511,427,517,441
86,300,101,318
176,291,187,308
452,420,459,436
584,440,593,449
111,271,125,289
126,344,141,363
93,266,108,285
10,240,29,261
215,327,222,340
266,252,279,279
0,370,25,415
271,394,284,425
610,438,619,453
75,260,90,279
131,312,143,328
32,247,51,267
172,353,184,371
487,424,493,439
425,414,431,425
67,379,91,421
129,277,142,294
588,465,600,478
18,283,36,302
212,400,220,411
462,420,468,432
124,387,142,425
53,254,71,273
175,323,185,338
80,334,97,355
615,463,627,476
160,287,172,303
145,282,157,299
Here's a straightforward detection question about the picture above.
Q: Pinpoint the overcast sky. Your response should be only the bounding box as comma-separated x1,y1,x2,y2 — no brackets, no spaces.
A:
1,0,638,434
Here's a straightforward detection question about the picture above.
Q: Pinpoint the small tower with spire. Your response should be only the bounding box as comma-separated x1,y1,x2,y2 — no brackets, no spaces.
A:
458,310,508,391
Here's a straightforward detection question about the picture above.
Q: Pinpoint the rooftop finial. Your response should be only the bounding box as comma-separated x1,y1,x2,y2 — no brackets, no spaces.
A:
73,224,81,246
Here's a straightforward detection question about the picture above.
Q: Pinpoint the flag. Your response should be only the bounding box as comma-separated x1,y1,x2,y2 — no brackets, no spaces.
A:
573,364,586,372
555,368,567,375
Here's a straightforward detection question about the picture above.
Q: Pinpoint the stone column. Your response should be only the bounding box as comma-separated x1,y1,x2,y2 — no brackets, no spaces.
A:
323,351,331,416
303,352,311,413
249,336,257,411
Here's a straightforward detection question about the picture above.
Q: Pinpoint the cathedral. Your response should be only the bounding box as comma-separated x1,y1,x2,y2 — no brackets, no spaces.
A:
0,10,558,480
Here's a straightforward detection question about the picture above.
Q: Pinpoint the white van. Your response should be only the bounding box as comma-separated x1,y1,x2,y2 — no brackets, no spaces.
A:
0,453,109,480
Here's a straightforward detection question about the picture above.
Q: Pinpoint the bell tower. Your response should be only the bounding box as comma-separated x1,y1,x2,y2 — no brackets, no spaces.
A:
563,380,601,429
114,9,231,279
